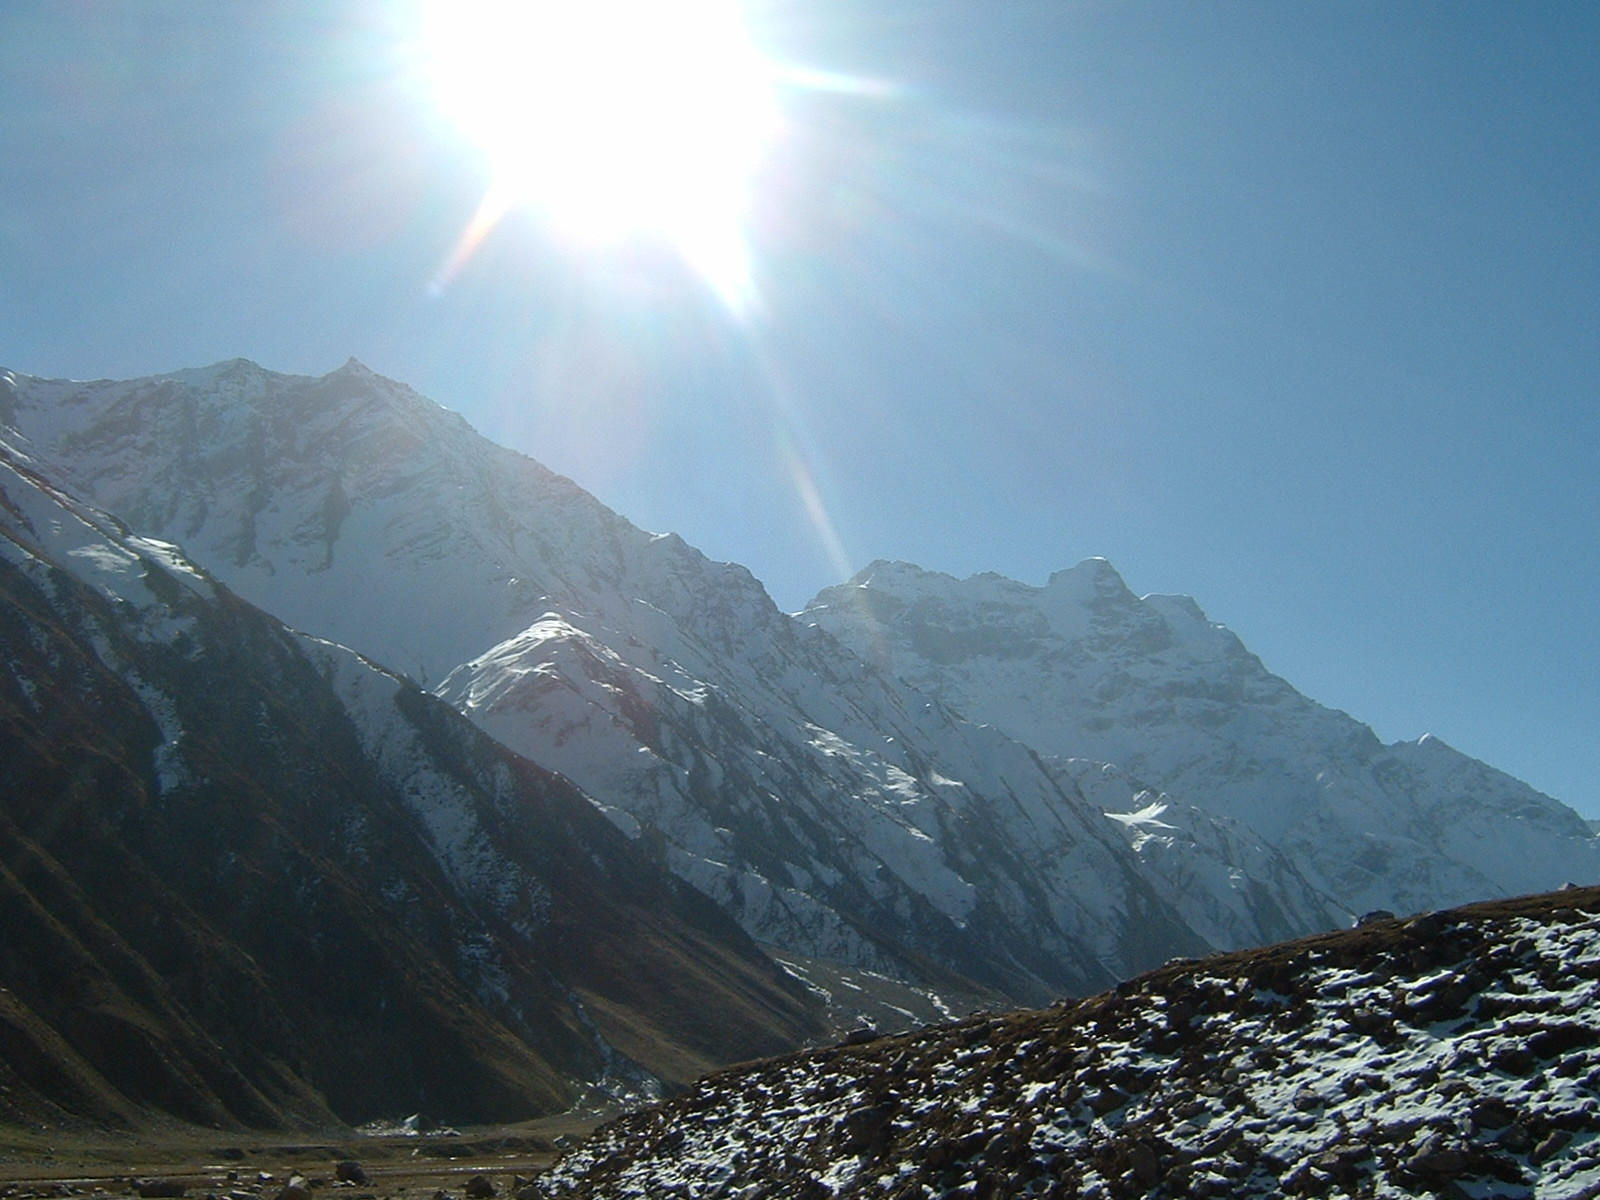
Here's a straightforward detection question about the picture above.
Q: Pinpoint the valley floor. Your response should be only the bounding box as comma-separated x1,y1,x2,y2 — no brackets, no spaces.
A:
0,1114,607,1200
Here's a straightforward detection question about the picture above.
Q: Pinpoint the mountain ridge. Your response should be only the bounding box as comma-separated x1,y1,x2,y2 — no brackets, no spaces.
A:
2,360,1213,1004
801,557,1597,918
5,357,1594,1035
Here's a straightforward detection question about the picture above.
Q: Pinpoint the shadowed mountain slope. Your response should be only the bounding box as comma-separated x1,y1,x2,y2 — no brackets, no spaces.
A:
0,435,822,1131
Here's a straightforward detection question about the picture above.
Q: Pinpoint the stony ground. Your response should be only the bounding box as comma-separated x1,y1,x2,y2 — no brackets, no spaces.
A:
537,887,1600,1198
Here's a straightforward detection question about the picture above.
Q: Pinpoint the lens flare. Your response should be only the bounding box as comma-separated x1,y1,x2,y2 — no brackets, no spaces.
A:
420,0,781,313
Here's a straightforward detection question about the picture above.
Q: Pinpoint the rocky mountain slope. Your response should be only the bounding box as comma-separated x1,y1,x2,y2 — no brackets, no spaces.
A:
5,359,1594,1020
803,560,1600,920
0,431,821,1130
538,886,1600,1199
0,361,1210,1004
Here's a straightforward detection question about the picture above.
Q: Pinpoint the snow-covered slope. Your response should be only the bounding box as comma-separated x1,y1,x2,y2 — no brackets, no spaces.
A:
802,560,1599,917
1,361,1207,1003
433,601,1206,1001
1052,757,1345,950
538,886,1600,1199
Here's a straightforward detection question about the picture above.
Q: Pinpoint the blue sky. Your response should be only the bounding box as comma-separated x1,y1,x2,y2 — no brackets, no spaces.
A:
3,2,1597,815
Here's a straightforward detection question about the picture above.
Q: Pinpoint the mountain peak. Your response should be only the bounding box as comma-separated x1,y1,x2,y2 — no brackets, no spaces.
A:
842,558,1137,602
846,559,948,588
1048,555,1120,584
1140,590,1214,629
1045,556,1134,606
159,357,271,389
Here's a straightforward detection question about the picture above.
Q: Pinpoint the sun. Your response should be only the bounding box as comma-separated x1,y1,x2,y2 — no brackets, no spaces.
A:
420,0,781,311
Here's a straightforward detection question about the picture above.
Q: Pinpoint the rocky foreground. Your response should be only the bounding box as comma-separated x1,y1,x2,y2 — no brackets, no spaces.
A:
538,887,1600,1198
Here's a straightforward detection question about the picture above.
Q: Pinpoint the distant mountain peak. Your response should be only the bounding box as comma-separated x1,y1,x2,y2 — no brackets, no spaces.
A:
841,556,1140,604
1046,554,1121,586
161,356,270,385
844,559,950,588
1043,556,1137,608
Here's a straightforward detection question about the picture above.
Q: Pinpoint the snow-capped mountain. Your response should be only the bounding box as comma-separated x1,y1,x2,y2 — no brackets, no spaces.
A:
0,429,820,1127
801,560,1600,918
5,358,1593,1022
1,360,1205,1004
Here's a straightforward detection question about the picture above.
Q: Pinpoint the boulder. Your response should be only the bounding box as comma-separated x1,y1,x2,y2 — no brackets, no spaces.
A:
334,1164,367,1187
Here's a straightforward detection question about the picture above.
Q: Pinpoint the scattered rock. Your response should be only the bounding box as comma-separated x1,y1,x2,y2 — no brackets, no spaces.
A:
1471,1096,1518,1131
1291,1086,1322,1112
333,1164,366,1187
1407,1134,1469,1176
462,1177,495,1200
137,1182,187,1199
1499,1122,1535,1154
1534,1130,1572,1165
1492,1044,1539,1076
833,1103,895,1156
534,892,1600,1199
1126,1139,1161,1188
1310,1141,1372,1185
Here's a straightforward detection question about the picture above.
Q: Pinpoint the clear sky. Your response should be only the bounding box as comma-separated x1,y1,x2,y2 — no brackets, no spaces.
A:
3,2,1597,815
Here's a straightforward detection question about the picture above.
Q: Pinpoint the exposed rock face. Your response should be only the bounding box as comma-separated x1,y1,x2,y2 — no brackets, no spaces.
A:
538,887,1600,1199
0,433,822,1129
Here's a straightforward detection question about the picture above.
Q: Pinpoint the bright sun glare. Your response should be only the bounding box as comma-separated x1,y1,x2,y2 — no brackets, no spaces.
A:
422,0,781,311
